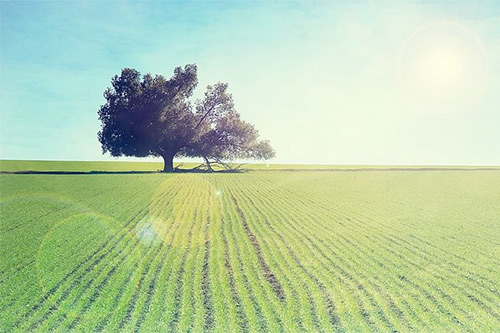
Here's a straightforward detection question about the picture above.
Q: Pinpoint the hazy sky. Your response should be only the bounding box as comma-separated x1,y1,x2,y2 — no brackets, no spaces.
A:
1,1,499,165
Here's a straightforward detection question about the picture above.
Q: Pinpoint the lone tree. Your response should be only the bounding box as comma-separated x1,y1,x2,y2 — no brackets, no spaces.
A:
98,64,274,172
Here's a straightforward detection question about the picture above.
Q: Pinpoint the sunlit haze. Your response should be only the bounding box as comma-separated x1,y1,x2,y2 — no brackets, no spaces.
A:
398,21,489,113
1,1,499,165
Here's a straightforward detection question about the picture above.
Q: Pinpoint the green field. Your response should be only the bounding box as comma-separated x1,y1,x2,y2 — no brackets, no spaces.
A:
0,160,333,172
1,161,500,332
2,160,496,173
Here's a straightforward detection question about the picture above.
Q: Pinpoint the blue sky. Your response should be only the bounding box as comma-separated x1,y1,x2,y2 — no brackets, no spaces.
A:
1,0,499,165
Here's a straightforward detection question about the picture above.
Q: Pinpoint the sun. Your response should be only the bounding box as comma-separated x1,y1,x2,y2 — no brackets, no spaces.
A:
398,21,488,113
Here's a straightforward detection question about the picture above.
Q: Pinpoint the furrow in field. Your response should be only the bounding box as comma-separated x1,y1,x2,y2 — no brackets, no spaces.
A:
230,194,286,302
247,175,435,331
272,176,495,328
130,226,182,331
227,184,310,331
273,223,393,331
139,180,202,331
308,178,500,282
247,185,376,331
0,205,70,234
92,266,137,331
64,214,176,330
379,234,500,323
251,206,340,332
407,234,500,292
0,179,123,236
223,180,288,332
0,180,141,297
321,196,500,324
316,224,450,325
274,183,408,329
203,180,239,332
169,177,210,332
330,232,446,330
175,188,206,332
124,177,199,331
343,189,500,292
232,176,338,332
0,198,110,302
131,178,203,330
221,215,249,333
131,236,179,331
16,177,176,330
83,191,183,332
219,182,275,332
340,231,446,329
23,181,178,331
272,180,469,329
80,182,184,331
3,170,498,331
233,176,385,331
167,202,197,331
9,191,152,330
201,215,214,332
225,209,268,331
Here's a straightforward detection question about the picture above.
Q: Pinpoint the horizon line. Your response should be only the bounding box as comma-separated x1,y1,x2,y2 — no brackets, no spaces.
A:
1,159,499,168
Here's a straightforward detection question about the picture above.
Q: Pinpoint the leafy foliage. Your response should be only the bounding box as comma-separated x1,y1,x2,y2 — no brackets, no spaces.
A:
98,65,274,171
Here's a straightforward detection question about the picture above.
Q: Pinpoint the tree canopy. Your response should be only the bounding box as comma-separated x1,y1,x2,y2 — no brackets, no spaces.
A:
98,64,275,172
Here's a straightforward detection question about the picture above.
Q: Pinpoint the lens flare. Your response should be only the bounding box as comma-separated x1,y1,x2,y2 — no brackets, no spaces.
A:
35,211,127,321
397,21,489,113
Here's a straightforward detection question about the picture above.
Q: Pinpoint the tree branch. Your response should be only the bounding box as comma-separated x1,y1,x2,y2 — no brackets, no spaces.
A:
193,104,216,131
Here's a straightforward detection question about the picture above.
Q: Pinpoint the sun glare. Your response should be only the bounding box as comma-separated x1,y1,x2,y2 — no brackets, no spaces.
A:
398,21,488,113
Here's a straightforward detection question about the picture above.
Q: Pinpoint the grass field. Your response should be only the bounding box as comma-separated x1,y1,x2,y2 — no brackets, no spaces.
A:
1,161,500,332
2,160,497,173
0,160,337,172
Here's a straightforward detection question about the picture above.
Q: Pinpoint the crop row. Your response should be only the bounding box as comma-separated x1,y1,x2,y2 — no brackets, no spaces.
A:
1,171,499,331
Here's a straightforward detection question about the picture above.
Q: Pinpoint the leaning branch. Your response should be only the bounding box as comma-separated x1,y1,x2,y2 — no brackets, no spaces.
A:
193,104,216,131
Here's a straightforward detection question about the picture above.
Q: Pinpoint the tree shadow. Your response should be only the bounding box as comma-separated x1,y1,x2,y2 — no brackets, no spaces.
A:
173,168,246,173
0,168,246,175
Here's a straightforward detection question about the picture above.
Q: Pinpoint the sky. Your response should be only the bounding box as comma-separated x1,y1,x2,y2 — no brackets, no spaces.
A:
1,0,499,165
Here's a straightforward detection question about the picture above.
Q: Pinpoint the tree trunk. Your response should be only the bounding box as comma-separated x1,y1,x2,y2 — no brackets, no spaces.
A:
203,156,213,172
162,153,175,172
